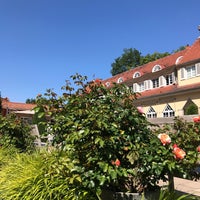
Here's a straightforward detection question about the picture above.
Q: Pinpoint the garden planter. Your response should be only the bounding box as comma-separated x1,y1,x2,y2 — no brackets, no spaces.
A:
101,190,160,200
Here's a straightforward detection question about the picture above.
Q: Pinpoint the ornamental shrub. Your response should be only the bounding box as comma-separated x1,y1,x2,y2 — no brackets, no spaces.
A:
0,114,35,152
0,148,95,200
34,74,200,197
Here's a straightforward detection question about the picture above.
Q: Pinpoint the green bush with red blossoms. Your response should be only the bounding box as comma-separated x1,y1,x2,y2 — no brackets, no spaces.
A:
35,74,200,198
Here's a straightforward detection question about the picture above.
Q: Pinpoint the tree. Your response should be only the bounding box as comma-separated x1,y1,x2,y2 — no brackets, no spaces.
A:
172,45,187,53
111,48,141,76
26,98,36,104
140,52,170,65
110,48,170,76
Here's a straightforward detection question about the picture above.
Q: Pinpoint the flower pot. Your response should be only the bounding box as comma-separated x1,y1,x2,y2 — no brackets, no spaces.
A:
114,192,142,200
101,190,160,200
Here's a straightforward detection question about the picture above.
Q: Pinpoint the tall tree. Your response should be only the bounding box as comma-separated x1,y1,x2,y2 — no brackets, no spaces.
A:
110,48,141,76
140,52,170,65
110,48,171,76
26,98,36,104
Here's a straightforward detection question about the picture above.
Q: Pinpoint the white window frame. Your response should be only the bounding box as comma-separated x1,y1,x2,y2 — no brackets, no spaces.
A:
105,82,110,87
144,80,152,90
180,63,200,80
152,65,161,72
146,106,157,118
186,65,196,78
117,77,123,83
163,104,175,118
133,72,141,78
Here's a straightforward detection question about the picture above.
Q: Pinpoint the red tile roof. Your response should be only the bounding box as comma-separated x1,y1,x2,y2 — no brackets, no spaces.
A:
102,37,200,99
103,45,189,85
2,98,36,111
178,37,200,65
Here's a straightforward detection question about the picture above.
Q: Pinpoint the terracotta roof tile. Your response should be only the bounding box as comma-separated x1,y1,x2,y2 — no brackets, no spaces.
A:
2,99,36,111
178,38,200,65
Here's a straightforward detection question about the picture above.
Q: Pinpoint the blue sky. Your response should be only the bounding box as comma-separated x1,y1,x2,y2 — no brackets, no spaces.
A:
0,0,200,102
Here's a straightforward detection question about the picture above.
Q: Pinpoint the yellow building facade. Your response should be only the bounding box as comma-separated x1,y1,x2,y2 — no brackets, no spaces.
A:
103,37,200,120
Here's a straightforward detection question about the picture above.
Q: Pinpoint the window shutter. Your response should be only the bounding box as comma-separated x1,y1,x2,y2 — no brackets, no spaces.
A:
171,72,176,83
133,83,138,92
144,80,149,90
195,63,200,75
159,76,166,86
144,80,152,90
149,80,152,89
180,68,185,80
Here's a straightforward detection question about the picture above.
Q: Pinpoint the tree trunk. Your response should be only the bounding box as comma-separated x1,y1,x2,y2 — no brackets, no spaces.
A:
168,172,175,192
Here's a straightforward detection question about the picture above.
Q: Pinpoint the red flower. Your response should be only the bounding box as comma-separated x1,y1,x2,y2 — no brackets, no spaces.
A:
115,159,121,166
197,146,200,153
173,144,186,160
158,133,171,146
193,116,200,123
112,159,121,167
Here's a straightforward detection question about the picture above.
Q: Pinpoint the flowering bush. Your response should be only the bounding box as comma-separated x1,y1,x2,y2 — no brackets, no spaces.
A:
0,114,35,152
35,74,200,197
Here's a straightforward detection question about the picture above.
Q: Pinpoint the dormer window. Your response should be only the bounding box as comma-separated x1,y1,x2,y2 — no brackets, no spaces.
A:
133,72,141,78
117,77,123,83
152,65,161,72
175,56,183,65
105,82,110,87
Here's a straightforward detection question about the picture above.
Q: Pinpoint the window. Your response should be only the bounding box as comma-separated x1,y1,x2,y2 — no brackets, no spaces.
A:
152,78,159,88
105,82,110,87
146,107,157,118
20,117,32,124
175,56,183,65
133,82,145,92
117,77,123,83
186,65,196,78
133,72,141,78
166,74,173,85
163,104,174,117
144,80,152,90
180,63,200,80
152,65,161,72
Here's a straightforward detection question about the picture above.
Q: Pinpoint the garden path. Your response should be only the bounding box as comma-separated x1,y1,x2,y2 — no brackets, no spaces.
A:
159,177,200,197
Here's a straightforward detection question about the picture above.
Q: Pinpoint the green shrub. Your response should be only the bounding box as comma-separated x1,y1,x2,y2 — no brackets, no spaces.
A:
0,114,35,152
32,74,200,197
185,104,198,115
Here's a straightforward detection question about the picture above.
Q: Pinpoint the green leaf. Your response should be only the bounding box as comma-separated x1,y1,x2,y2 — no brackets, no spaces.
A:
38,112,45,119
